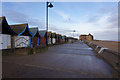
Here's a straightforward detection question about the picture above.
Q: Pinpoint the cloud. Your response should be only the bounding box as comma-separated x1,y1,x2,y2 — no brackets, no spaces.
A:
92,11,118,40
104,6,118,29
84,5,118,41
54,10,73,22
2,6,74,37
93,29,118,41
2,9,45,29
49,24,74,34
87,15,100,23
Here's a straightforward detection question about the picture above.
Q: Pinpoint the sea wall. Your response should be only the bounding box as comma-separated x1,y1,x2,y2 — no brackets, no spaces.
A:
85,40,120,73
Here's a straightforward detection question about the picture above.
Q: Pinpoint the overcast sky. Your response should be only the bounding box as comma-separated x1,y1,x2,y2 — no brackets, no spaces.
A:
1,2,118,41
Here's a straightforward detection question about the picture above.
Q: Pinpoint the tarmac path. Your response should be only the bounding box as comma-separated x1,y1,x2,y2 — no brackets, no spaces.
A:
2,41,117,78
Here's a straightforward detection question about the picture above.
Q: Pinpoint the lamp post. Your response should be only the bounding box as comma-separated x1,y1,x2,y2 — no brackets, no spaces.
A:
73,30,76,38
46,2,53,46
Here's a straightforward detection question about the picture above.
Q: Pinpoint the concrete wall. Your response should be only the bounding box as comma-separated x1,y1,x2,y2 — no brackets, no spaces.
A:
90,40,119,53
85,41,120,72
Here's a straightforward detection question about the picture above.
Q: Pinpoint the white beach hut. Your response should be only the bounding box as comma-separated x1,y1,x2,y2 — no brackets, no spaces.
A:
0,16,17,50
10,23,32,48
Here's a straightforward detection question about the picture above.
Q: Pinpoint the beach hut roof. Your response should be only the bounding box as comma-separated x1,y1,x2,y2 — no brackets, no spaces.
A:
48,32,52,35
30,27,40,37
39,30,47,37
62,35,66,39
51,33,57,38
48,32,52,38
10,23,32,36
0,16,17,35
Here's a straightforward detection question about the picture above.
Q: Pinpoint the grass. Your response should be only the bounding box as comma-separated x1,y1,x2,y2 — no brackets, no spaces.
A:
35,46,48,54
2,43,67,56
35,47,48,53
2,49,16,56
28,48,34,55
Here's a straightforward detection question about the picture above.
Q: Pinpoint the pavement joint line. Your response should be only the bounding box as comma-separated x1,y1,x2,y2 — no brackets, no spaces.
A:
3,61,97,77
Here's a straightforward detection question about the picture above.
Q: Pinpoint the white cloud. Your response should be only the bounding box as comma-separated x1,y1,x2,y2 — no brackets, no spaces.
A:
93,29,118,41
54,10,70,21
3,9,45,29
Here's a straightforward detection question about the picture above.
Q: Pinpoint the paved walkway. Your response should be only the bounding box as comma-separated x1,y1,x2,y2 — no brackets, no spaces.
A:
2,41,116,78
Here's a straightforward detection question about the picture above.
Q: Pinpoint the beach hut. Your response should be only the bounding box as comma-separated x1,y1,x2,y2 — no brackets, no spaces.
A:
48,32,52,45
10,23,32,48
55,34,59,44
51,33,56,45
0,16,17,49
65,36,68,43
61,35,66,43
30,27,40,47
58,34,62,44
67,37,74,43
39,30,47,46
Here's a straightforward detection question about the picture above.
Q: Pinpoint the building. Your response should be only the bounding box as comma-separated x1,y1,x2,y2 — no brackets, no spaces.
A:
67,37,78,43
0,16,17,49
30,27,40,47
51,33,56,45
55,34,59,44
58,34,62,44
10,23,32,48
80,35,87,41
48,32,52,45
80,33,94,41
39,30,47,46
67,37,74,43
86,33,94,41
61,35,66,43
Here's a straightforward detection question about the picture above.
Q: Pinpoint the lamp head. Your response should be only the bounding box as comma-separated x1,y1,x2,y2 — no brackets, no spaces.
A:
48,3,53,8
73,30,76,32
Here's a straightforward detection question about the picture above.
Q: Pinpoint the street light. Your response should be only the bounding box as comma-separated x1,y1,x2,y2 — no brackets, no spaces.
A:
46,2,53,46
73,30,75,38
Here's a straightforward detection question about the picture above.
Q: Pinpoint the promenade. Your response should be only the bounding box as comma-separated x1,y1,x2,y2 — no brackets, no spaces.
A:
2,41,117,78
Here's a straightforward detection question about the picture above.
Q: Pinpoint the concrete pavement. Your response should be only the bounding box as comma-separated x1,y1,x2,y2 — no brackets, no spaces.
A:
2,41,117,78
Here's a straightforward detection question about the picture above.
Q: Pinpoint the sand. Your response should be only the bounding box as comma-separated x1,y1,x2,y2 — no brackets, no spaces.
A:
90,40,120,53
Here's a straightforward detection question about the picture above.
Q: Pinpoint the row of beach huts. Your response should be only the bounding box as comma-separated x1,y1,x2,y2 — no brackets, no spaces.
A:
0,16,78,50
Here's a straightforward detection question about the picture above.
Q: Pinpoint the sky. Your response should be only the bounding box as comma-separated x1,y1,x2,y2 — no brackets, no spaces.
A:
1,2,119,41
